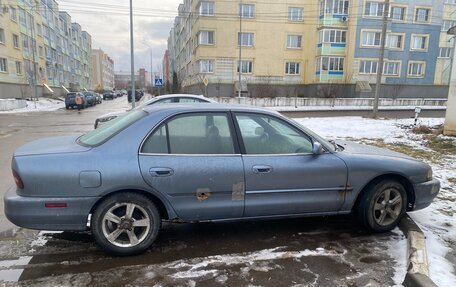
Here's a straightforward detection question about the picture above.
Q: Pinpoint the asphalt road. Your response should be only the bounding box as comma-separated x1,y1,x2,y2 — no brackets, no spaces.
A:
0,98,406,286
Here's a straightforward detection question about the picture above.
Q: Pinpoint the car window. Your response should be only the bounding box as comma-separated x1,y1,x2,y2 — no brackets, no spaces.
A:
78,110,146,146
151,98,174,104
235,113,313,154
178,97,206,103
141,113,235,154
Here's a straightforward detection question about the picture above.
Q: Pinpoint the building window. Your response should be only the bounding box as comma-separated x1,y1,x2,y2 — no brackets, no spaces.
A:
15,61,22,75
287,35,302,48
317,57,345,72
239,4,255,18
415,8,430,22
0,58,7,72
288,7,304,21
198,30,214,45
364,2,384,17
199,1,214,16
361,31,381,47
321,0,349,14
10,7,18,21
439,47,454,58
318,29,346,44
37,24,42,36
13,34,20,48
285,62,300,75
386,34,403,49
19,8,27,27
384,61,400,76
0,28,4,44
238,32,254,46
359,60,378,74
411,35,428,51
391,6,406,21
408,62,425,77
445,0,456,3
199,59,214,73
442,20,456,31
238,60,253,73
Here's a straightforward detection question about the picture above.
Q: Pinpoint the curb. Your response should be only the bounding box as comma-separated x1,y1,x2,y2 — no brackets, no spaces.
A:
399,214,438,287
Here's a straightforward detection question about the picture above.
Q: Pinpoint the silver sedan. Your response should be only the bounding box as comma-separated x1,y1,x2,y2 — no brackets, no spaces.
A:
5,104,440,255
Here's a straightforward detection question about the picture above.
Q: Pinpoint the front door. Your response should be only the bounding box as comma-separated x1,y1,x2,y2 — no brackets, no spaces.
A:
233,112,348,217
139,112,244,221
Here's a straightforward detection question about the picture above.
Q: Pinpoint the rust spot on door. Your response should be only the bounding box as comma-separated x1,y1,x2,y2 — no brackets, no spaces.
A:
196,188,212,202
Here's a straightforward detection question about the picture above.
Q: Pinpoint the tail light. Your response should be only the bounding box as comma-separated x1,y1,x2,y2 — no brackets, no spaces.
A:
12,169,24,189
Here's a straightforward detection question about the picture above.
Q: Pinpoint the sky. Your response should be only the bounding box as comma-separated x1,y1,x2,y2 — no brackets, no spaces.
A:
57,0,182,75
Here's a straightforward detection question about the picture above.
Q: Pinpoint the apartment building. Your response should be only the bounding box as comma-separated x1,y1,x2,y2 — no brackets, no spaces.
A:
92,48,114,91
167,0,456,98
0,0,93,99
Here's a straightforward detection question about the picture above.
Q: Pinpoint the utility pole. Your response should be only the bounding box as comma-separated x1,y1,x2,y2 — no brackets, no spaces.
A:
150,48,153,96
373,0,390,118
129,0,136,108
238,0,242,98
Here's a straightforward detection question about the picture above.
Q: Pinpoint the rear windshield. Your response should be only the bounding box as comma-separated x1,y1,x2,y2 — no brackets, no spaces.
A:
66,93,76,98
78,110,146,146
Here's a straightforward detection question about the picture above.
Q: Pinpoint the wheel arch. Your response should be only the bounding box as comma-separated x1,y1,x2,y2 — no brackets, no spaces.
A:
89,189,174,221
354,173,416,212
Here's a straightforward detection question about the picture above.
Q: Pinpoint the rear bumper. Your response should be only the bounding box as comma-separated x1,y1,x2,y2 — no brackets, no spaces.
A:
412,178,440,211
4,187,99,231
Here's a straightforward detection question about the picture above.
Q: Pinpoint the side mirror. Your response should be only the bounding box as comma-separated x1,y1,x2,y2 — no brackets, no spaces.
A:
312,142,323,155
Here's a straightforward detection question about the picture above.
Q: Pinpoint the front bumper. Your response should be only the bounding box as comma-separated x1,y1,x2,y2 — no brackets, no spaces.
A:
4,186,99,231
412,178,440,211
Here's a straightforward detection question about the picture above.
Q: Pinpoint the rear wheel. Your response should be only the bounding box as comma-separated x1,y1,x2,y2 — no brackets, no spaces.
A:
91,193,161,256
356,180,407,232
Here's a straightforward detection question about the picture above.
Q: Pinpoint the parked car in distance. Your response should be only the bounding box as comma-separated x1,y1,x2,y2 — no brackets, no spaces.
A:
65,92,87,109
94,93,102,104
5,104,440,256
95,94,216,128
82,91,96,107
103,91,115,100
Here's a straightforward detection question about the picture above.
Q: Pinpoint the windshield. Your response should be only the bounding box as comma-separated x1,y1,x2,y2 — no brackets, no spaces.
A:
78,110,146,146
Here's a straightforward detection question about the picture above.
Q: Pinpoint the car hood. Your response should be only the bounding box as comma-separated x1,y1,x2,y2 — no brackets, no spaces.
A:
14,135,91,157
336,140,415,160
96,111,127,120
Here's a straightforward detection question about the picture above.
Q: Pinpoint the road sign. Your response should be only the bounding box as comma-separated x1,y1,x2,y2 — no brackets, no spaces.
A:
154,78,163,86
203,77,209,86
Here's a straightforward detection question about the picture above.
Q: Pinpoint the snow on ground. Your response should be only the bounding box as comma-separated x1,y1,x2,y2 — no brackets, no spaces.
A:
295,116,456,286
0,98,64,114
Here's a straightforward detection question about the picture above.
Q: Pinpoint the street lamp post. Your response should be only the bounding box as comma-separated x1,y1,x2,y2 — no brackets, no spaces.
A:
129,0,136,108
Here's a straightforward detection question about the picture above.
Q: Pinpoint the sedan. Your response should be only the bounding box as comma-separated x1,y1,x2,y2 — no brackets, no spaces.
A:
5,104,440,256
94,94,216,128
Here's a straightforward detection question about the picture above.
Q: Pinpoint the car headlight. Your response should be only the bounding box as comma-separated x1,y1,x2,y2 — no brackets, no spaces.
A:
427,168,433,181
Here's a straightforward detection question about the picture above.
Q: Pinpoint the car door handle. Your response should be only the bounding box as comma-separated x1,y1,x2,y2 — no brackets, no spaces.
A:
149,167,174,177
252,165,273,174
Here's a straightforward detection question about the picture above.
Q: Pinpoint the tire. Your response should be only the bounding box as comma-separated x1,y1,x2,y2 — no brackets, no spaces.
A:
356,179,407,232
91,193,161,256
65,105,69,110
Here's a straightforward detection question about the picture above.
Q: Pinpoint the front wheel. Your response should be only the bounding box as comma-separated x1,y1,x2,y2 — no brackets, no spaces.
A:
91,193,161,256
356,180,407,232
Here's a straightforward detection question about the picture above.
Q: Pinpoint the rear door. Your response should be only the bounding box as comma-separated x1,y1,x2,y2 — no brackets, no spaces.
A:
138,112,245,221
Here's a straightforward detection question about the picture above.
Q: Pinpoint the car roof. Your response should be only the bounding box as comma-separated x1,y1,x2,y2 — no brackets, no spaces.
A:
142,103,279,116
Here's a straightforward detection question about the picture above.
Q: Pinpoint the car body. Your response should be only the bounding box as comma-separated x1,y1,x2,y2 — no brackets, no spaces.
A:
5,104,440,255
95,94,216,129
65,92,87,109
